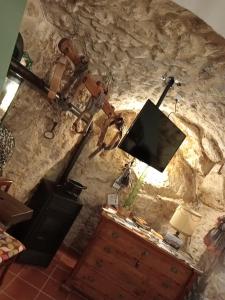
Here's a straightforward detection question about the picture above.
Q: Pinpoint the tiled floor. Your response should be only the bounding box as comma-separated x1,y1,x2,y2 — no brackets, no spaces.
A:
0,246,86,300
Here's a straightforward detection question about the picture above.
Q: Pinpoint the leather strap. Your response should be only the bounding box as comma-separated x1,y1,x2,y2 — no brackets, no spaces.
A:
89,115,123,158
72,93,105,134
104,130,122,150
102,100,115,118
58,38,82,65
97,116,123,147
56,38,125,156
48,56,67,100
72,101,92,134
58,39,115,119
83,75,103,97
88,130,122,159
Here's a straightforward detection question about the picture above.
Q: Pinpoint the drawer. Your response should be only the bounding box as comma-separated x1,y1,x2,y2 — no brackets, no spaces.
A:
98,220,192,285
98,220,147,259
142,288,170,300
145,270,182,300
74,263,137,300
85,244,146,298
140,247,192,285
88,238,182,299
92,236,143,270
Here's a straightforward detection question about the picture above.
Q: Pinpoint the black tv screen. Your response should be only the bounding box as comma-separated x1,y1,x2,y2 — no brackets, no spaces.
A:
119,100,186,172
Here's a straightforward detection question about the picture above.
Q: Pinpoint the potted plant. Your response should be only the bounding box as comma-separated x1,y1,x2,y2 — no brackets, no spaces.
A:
118,165,148,218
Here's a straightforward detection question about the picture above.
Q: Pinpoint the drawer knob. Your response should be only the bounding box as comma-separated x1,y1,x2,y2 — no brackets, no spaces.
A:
96,259,103,268
104,246,112,253
141,250,150,256
135,259,140,268
170,266,178,274
86,275,94,283
112,231,119,238
162,282,170,289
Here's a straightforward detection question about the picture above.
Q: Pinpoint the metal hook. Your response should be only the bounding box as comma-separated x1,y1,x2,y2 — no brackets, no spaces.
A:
44,121,58,139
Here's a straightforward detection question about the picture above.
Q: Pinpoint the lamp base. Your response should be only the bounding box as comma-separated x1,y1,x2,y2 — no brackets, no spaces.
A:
164,232,183,250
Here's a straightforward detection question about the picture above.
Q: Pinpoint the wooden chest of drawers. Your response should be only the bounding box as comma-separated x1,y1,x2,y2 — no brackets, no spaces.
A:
65,213,200,300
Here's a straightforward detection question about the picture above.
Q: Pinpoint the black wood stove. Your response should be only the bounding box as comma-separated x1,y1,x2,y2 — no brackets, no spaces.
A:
8,128,92,267
9,179,85,267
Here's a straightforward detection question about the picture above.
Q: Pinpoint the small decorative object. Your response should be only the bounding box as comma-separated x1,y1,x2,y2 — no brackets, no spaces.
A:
132,216,151,230
107,193,119,208
186,216,225,300
117,206,132,218
112,159,135,190
44,120,58,140
203,215,225,255
164,205,202,250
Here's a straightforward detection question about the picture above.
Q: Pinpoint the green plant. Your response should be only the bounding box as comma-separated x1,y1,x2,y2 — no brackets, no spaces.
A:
123,165,148,209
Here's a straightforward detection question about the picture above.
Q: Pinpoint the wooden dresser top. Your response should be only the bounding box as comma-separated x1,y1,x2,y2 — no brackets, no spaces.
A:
101,211,202,274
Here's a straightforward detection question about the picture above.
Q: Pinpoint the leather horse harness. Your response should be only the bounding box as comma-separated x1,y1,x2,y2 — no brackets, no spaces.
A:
48,38,124,157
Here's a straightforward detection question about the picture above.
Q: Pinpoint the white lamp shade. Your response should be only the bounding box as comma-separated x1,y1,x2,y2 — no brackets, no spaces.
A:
170,205,202,236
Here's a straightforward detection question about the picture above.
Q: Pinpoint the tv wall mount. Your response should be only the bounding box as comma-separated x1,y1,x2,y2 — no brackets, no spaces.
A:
156,76,181,108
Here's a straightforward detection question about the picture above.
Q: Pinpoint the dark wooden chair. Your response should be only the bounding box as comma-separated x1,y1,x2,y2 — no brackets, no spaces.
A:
0,178,33,228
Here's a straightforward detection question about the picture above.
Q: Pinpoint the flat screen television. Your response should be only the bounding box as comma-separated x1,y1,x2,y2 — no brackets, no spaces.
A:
118,100,186,172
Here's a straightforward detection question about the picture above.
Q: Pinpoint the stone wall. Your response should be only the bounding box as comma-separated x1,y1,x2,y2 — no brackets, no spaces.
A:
64,114,224,262
2,1,225,298
3,0,81,201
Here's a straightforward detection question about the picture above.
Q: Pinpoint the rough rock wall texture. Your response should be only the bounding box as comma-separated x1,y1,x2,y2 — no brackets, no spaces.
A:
3,0,82,201
2,0,225,298
38,0,225,203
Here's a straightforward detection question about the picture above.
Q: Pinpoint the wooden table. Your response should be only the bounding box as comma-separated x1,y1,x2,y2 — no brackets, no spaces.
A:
0,190,33,227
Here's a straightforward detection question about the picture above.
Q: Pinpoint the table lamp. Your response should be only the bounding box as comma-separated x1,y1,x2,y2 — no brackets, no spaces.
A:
164,205,202,249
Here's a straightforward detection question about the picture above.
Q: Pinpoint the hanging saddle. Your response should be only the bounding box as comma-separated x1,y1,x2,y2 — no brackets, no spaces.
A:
48,38,124,157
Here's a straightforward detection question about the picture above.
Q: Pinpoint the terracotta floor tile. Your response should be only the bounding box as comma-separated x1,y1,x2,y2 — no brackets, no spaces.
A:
54,249,64,263
0,271,15,290
61,247,78,260
42,278,69,300
51,267,70,283
59,244,69,254
60,245,78,260
0,292,14,300
35,292,53,300
5,277,39,300
8,263,24,275
54,246,78,272
39,261,57,276
67,292,88,300
58,254,77,272
19,266,48,289
58,256,76,271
